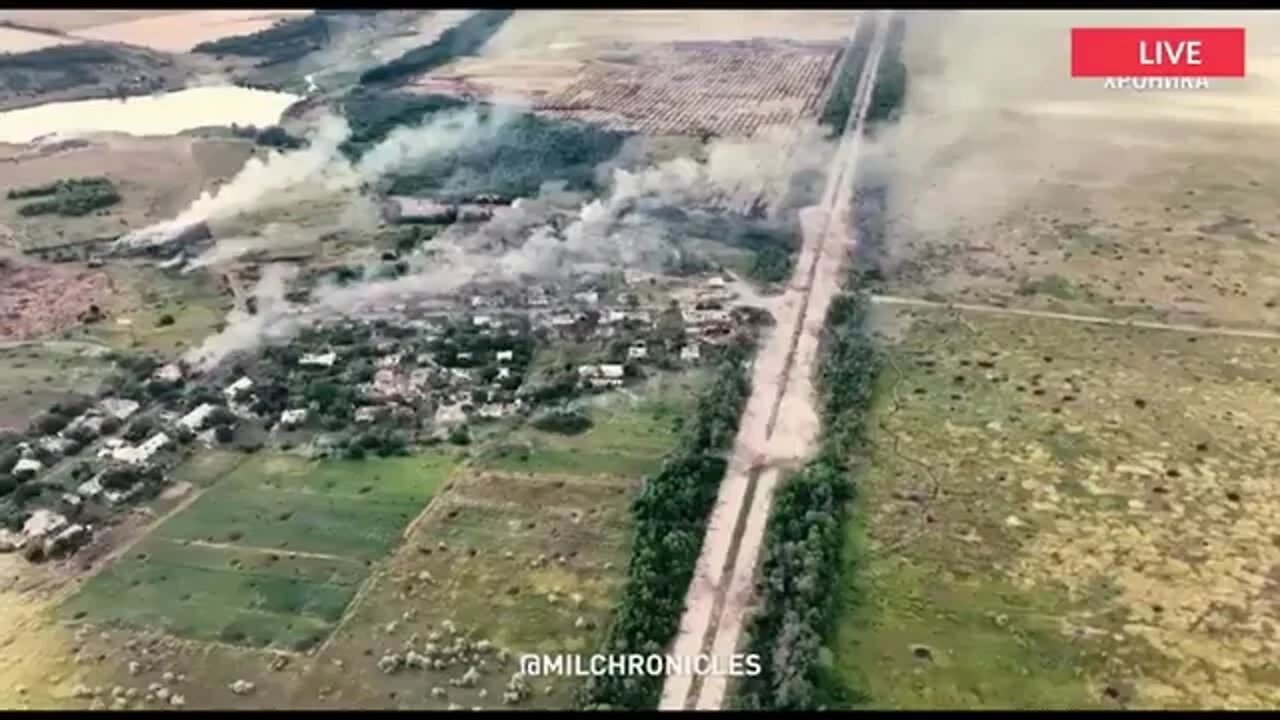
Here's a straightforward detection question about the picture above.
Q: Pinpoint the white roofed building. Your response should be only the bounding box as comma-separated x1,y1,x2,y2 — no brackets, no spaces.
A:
299,351,337,368
224,376,254,399
179,403,218,432
99,398,141,421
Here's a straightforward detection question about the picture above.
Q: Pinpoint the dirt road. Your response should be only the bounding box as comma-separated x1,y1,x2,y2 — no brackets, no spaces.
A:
659,12,890,711
870,294,1280,341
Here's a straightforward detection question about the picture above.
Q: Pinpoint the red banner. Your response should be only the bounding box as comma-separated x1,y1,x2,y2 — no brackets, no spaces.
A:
1071,27,1246,77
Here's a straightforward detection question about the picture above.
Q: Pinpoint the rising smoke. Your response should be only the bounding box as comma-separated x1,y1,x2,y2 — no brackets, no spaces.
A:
182,117,838,370
114,103,517,254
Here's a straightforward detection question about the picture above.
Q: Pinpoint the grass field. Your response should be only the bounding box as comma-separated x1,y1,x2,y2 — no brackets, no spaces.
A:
284,376,705,709
80,264,231,356
0,342,112,430
829,304,1280,709
477,372,703,477
61,452,457,650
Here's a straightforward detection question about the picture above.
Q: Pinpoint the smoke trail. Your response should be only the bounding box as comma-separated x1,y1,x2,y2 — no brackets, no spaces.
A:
114,103,515,253
182,121,838,370
187,263,300,369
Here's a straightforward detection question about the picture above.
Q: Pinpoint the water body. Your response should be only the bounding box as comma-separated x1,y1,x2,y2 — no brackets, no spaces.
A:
0,86,301,144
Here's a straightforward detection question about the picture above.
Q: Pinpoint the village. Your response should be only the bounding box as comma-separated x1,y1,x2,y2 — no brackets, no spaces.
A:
0,266,765,564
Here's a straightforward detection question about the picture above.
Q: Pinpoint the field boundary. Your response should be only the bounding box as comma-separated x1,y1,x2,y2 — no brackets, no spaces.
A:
871,294,1280,342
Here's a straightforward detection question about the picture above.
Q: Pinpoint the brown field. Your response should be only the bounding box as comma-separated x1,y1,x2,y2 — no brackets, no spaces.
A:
481,10,859,54
67,10,315,54
0,259,113,341
413,10,859,136
0,26,82,53
0,12,170,34
869,11,1280,330
532,41,842,136
0,134,255,251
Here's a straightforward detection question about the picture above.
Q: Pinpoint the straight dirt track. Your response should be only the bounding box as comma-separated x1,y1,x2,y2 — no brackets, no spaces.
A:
658,12,889,711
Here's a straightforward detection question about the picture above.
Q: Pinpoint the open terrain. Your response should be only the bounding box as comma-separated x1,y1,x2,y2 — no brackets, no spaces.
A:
835,304,1280,709
0,26,83,54
410,10,858,138
65,11,314,54
0,371,700,709
827,10,1280,711
0,342,112,431
62,452,455,650
868,12,1280,331
0,135,254,251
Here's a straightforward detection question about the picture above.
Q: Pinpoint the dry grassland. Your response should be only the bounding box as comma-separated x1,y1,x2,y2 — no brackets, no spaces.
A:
64,11,314,54
0,134,254,251
834,304,1280,709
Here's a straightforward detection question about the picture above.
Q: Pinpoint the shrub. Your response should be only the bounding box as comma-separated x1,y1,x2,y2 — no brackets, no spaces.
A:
531,408,592,435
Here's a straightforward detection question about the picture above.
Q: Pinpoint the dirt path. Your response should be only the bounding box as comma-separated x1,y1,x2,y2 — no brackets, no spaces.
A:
659,12,889,711
162,538,362,565
870,294,1280,342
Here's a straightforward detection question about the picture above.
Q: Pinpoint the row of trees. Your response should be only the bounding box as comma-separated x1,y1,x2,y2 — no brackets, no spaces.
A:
735,293,878,710
359,10,513,85
735,21,908,709
11,177,120,217
192,14,331,66
819,18,877,135
866,16,908,126
578,341,754,709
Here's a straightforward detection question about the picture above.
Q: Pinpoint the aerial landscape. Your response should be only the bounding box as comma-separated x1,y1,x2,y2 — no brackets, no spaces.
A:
0,7,1278,711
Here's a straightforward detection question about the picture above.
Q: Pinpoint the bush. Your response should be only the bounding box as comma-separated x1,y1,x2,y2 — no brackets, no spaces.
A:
100,466,139,491
13,482,42,505
31,412,69,436
12,177,120,217
733,305,878,711
156,313,175,327
0,475,16,497
123,416,155,443
531,408,592,435
447,425,471,446
214,425,234,444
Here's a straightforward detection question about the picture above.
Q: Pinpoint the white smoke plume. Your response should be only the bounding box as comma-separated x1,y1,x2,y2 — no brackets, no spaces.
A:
187,263,300,369
181,123,838,371
114,103,515,253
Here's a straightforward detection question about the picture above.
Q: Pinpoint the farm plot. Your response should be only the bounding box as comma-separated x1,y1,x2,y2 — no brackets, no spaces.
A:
0,341,112,431
67,10,314,54
533,40,843,137
0,258,113,342
829,304,1280,709
61,452,457,651
288,470,640,709
78,263,232,356
477,371,701,478
0,135,254,252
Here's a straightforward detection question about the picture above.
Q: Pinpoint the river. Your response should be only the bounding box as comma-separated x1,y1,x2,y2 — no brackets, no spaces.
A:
0,86,301,144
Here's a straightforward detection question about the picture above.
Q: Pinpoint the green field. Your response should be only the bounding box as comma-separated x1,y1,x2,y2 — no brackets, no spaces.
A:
0,342,112,431
62,452,457,650
828,305,1280,709
477,374,702,477
80,264,231,356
